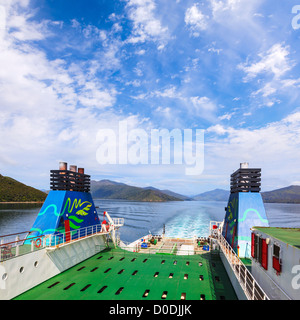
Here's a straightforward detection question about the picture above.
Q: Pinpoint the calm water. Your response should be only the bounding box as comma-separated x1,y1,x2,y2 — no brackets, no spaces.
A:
0,200,300,243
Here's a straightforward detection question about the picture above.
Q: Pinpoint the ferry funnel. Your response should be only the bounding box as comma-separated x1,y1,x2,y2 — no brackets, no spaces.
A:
223,163,269,258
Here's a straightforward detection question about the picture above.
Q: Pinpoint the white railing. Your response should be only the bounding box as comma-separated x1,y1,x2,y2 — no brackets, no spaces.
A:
210,223,269,300
44,224,104,248
112,218,124,227
0,224,107,262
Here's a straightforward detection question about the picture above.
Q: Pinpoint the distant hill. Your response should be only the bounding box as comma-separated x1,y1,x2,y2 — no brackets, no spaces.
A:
192,189,230,201
143,187,192,201
192,185,300,204
91,180,182,202
262,185,300,204
0,174,47,203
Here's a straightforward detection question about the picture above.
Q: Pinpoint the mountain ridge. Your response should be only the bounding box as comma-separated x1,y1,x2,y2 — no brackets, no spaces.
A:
91,180,183,202
0,174,47,203
192,186,300,204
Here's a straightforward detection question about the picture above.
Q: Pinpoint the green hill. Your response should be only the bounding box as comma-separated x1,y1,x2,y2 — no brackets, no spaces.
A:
0,174,47,203
192,186,300,204
91,180,182,202
192,189,230,201
262,185,300,204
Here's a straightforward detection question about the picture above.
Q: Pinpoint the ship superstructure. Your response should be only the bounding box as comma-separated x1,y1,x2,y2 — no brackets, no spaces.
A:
0,162,299,300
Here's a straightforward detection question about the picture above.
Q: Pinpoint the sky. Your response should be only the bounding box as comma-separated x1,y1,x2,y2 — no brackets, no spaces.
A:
1,0,300,196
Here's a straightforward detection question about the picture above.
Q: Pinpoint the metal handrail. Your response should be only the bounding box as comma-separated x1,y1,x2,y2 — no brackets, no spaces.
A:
215,232,269,300
0,224,108,262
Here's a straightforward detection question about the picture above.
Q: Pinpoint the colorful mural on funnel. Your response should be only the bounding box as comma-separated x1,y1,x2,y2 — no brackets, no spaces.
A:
29,190,100,238
223,192,269,258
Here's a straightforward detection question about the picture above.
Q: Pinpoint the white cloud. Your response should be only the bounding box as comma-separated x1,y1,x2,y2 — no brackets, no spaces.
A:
238,43,300,107
205,112,300,189
210,0,261,21
218,112,234,121
185,3,209,37
238,43,293,81
125,0,169,47
190,96,217,121
0,1,127,187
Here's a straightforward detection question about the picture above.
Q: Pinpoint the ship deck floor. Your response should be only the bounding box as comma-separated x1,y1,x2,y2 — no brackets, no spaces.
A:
14,247,238,300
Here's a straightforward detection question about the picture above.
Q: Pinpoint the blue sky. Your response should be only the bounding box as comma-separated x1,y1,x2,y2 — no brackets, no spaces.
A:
1,0,300,196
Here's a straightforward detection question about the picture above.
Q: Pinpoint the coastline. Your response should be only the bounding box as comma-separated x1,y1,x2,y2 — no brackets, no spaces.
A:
0,201,44,204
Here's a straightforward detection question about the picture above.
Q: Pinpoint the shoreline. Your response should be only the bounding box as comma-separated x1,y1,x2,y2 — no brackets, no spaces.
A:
0,201,44,204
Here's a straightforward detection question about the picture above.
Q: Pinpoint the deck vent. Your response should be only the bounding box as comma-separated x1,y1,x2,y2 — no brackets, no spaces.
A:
91,267,98,272
97,256,103,260
64,283,75,290
199,262,203,267
118,269,125,274
184,274,188,280
132,270,138,275
200,294,206,300
97,286,107,294
104,268,111,273
108,256,114,260
48,282,60,289
186,261,190,266
80,284,91,292
161,260,165,264
142,290,150,298
119,257,125,261
115,287,124,295
199,275,204,281
154,272,159,278
131,258,136,262
215,276,220,282
181,293,186,300
169,273,174,279
161,291,168,299
77,266,85,271
173,260,177,265
143,259,148,263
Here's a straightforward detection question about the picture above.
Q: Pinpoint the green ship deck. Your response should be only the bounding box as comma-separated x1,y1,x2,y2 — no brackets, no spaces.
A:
253,227,300,249
14,247,237,300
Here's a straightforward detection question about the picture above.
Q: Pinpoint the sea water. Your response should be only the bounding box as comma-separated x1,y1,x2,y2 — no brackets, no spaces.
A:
1,200,299,243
